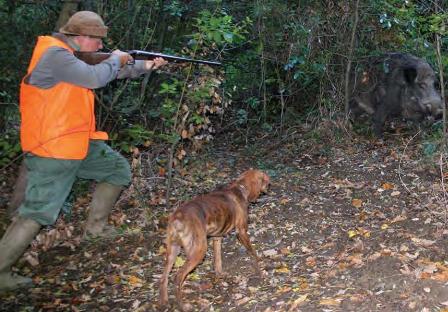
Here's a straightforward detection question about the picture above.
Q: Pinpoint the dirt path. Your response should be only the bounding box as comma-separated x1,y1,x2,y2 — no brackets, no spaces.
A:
1,128,448,311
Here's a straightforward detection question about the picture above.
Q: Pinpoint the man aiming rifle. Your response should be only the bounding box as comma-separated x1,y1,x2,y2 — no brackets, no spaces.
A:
0,11,168,292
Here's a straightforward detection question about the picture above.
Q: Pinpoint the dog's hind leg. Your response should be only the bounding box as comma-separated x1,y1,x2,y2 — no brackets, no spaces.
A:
159,240,181,306
212,237,223,275
175,234,207,303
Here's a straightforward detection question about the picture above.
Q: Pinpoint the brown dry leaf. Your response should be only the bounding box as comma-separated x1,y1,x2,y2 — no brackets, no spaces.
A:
351,198,363,208
306,257,316,267
349,293,366,303
275,266,290,273
381,249,392,256
198,282,213,291
358,210,368,222
382,182,394,190
391,215,407,223
319,298,341,306
176,149,187,160
419,272,432,279
277,286,292,293
289,294,308,311
280,247,291,255
263,249,278,257
280,198,290,205
181,129,189,139
236,297,251,306
368,252,382,261
430,263,448,282
347,253,364,267
338,262,349,271
128,275,144,287
432,271,448,282
411,237,436,247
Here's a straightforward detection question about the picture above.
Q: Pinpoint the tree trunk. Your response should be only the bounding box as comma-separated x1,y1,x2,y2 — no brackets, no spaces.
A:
54,0,81,31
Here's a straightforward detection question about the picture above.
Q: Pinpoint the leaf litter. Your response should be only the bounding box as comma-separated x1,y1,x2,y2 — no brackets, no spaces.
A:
1,128,448,311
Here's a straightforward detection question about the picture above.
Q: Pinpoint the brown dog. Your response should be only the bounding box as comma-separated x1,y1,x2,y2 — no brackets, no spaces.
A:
159,169,270,306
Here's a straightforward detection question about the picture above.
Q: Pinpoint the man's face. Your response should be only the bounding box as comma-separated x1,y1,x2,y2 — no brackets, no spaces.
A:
76,35,103,52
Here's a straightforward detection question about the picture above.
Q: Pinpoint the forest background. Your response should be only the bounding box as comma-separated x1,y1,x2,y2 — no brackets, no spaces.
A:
1,1,448,310
0,0,447,171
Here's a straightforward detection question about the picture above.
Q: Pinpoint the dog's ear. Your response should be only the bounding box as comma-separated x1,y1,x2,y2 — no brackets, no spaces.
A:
261,172,270,188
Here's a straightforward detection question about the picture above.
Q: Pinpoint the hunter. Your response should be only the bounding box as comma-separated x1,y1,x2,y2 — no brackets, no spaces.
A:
0,11,167,292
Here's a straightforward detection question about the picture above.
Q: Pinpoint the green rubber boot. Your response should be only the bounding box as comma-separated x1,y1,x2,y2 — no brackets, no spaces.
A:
0,216,41,292
84,182,123,239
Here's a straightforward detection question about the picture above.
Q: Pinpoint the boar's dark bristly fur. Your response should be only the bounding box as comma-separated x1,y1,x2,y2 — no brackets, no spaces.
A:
349,53,443,137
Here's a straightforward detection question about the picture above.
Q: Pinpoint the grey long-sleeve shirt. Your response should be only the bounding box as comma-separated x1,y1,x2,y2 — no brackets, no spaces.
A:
27,35,151,89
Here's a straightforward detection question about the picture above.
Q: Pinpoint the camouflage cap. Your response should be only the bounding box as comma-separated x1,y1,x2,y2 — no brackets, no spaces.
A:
59,11,108,38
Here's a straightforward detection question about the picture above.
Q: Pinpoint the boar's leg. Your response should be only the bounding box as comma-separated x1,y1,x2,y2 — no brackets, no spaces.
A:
372,105,391,137
372,81,405,137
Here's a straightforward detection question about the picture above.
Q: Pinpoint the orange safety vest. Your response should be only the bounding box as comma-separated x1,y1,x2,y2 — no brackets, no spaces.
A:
20,35,108,160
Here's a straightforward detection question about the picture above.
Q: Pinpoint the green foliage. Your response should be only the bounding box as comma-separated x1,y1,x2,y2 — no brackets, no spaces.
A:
192,10,251,47
371,1,442,61
0,2,60,134
421,121,444,157
1,0,448,156
163,1,186,17
112,124,154,153
236,109,248,125
0,130,21,167
428,13,448,35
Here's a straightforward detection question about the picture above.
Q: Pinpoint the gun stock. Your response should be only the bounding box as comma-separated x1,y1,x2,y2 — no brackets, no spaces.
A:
74,50,222,66
74,51,111,65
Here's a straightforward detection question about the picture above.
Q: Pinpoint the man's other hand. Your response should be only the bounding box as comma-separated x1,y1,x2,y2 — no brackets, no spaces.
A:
144,57,168,70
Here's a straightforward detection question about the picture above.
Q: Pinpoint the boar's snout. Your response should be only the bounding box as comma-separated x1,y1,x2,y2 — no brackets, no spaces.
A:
421,96,443,119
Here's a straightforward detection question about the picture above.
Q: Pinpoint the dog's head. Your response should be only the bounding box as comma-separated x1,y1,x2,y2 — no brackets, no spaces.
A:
234,169,270,202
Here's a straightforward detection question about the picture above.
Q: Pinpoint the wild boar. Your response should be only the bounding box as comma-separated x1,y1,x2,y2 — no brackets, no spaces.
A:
349,53,443,137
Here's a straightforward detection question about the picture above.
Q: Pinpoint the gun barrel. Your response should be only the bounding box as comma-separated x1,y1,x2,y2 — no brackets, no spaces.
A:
128,50,222,66
74,50,222,66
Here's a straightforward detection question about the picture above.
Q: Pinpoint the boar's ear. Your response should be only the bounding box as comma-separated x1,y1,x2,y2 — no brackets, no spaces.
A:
403,66,418,84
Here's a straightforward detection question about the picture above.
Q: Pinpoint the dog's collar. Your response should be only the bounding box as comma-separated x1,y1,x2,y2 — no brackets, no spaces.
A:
237,183,246,191
236,183,249,197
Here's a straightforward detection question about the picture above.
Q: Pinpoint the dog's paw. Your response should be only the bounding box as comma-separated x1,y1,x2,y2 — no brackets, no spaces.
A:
180,302,194,311
214,271,231,279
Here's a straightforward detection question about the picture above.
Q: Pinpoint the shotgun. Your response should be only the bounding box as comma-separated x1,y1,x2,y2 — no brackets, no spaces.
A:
74,50,222,66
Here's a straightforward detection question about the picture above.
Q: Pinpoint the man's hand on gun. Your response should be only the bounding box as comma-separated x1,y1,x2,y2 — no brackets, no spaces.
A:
144,57,168,70
112,49,133,66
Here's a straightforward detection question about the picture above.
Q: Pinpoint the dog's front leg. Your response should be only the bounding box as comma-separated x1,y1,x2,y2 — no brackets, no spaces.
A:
212,237,223,275
236,227,261,275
